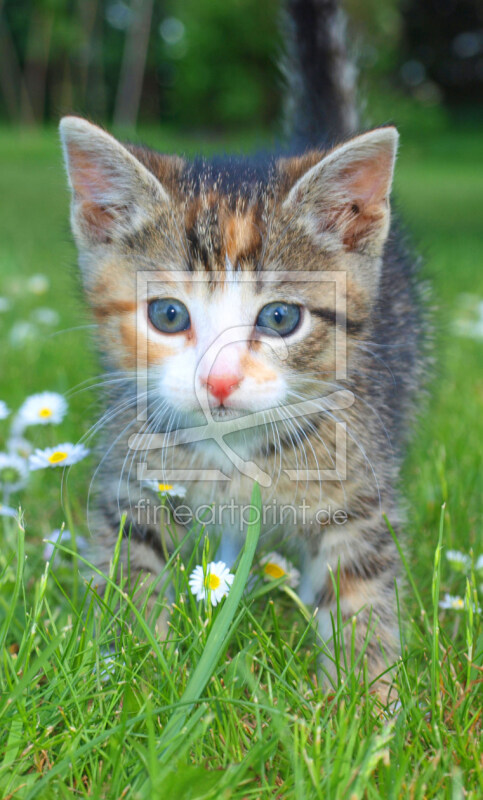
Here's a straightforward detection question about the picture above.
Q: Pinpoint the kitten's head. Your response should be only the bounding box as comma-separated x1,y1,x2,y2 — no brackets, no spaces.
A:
60,117,397,423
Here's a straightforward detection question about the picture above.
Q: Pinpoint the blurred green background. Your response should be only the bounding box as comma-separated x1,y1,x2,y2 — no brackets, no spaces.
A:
0,0,482,130
0,6,482,793
0,0,482,574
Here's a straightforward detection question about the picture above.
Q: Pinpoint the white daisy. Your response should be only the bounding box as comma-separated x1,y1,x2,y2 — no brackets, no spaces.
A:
439,593,465,611
42,528,88,561
0,503,17,519
445,550,471,571
31,307,60,326
9,321,38,348
188,560,234,606
27,274,49,295
260,552,300,589
17,392,67,427
0,401,10,420
143,479,187,498
29,443,89,470
0,452,29,493
475,555,483,573
7,436,33,459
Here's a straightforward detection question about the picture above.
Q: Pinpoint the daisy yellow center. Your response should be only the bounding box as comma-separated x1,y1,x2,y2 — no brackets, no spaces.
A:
453,598,464,609
158,483,173,492
39,408,52,418
205,573,221,591
264,563,285,579
48,451,68,464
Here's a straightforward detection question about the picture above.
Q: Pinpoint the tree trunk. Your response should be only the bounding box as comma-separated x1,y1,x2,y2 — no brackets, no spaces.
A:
80,0,108,119
20,6,53,124
0,2,34,123
113,0,154,128
77,0,97,95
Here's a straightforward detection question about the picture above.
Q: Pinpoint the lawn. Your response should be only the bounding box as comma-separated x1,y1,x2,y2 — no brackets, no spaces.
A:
0,116,482,798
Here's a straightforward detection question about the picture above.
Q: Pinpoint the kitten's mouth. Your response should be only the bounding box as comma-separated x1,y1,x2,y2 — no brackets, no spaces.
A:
209,405,245,421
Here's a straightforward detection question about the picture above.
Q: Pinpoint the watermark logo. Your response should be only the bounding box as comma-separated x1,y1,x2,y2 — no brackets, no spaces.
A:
134,497,349,530
129,271,354,487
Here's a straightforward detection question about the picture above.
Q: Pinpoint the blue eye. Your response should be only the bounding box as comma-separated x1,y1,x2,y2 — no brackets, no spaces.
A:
148,298,190,333
256,302,301,336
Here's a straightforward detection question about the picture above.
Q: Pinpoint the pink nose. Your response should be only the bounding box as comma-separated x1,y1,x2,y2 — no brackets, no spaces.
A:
204,374,242,404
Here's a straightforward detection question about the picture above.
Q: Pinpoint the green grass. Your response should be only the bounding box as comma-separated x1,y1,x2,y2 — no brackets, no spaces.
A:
0,118,482,798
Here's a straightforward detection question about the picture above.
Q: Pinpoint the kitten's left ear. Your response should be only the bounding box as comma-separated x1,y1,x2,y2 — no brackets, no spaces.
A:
283,127,398,255
60,116,170,247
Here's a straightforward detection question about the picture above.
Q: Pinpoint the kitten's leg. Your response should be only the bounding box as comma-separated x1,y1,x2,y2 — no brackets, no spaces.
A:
307,513,400,701
90,500,169,633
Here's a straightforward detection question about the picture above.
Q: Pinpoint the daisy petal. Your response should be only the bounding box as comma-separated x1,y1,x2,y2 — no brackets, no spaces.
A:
17,392,67,427
27,274,49,295
260,551,300,589
0,452,29,492
188,560,234,606
29,443,89,471
0,503,17,519
445,550,471,571
439,593,465,611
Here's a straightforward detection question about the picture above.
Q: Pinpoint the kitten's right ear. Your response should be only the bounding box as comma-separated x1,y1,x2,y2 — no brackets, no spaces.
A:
59,116,170,246
282,127,398,256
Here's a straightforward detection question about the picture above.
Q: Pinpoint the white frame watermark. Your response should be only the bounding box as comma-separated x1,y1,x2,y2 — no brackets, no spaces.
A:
129,270,354,487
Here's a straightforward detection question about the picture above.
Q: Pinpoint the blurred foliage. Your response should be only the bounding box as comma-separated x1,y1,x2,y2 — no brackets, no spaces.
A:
401,0,483,107
0,0,281,128
0,0,482,130
157,0,280,128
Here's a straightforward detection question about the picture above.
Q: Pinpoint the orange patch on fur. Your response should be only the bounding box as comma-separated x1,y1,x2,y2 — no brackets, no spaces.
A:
320,569,384,609
222,208,262,265
119,318,178,367
184,195,203,232
126,146,185,197
240,352,277,383
147,340,176,362
277,151,325,193
92,300,137,320
337,574,387,615
117,318,138,367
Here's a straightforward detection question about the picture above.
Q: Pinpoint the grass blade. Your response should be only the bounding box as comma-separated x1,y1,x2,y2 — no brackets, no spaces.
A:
149,482,261,768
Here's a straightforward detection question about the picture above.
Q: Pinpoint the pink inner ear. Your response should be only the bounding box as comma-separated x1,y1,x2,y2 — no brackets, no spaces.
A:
68,145,112,204
325,151,394,251
67,145,119,241
340,151,393,206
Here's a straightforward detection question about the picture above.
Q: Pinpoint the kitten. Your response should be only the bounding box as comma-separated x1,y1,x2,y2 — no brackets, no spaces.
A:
59,0,426,696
